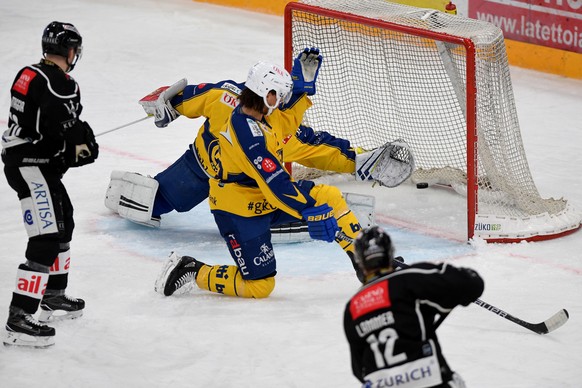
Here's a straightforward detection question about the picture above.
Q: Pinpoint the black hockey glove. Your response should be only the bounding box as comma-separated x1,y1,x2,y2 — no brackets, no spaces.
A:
66,121,99,167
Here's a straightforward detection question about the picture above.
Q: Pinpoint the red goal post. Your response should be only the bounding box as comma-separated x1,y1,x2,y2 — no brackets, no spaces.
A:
284,0,581,243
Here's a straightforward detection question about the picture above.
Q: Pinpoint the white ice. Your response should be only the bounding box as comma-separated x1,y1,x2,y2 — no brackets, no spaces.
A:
0,0,581,387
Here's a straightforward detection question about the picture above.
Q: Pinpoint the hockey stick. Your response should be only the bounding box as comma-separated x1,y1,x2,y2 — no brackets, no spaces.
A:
336,231,569,335
472,299,569,335
95,115,152,137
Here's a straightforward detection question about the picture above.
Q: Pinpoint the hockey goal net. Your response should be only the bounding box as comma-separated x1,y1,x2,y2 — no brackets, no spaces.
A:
285,0,581,242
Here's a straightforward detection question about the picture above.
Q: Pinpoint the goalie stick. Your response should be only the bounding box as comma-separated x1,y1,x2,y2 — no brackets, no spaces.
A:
336,230,569,335
95,115,152,137
95,79,188,138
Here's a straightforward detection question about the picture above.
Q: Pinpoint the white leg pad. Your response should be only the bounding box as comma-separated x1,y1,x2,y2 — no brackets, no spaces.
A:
104,170,127,212
270,222,311,244
344,192,375,228
270,192,375,244
105,171,159,226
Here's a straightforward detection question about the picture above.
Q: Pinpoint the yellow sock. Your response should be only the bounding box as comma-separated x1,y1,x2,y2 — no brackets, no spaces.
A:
336,209,361,256
195,264,275,298
308,184,362,256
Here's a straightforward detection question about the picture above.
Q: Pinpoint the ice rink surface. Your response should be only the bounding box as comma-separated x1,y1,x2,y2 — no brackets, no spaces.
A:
0,0,581,387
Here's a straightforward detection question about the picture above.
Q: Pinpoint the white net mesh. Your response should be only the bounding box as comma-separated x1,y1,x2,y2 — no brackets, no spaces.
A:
288,0,580,240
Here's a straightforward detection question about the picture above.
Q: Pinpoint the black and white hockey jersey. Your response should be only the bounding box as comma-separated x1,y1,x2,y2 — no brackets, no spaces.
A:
1,59,85,170
343,262,484,387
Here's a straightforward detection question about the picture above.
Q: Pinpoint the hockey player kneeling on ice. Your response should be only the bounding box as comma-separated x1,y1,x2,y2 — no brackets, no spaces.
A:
2,21,95,348
155,60,371,298
343,226,484,388
104,47,414,241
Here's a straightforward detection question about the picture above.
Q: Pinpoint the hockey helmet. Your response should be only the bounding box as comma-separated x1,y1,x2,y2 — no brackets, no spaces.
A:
42,21,83,70
245,61,292,115
354,226,394,276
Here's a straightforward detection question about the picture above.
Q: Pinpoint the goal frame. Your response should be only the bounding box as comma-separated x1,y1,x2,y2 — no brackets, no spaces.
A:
284,2,579,243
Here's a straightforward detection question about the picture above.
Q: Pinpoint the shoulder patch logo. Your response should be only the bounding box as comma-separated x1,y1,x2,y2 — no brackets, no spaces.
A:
220,92,238,109
261,158,277,173
221,82,242,95
350,281,390,320
12,68,37,95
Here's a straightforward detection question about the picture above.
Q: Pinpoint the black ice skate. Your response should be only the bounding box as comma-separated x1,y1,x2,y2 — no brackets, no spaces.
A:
4,307,55,349
39,293,85,323
155,252,204,296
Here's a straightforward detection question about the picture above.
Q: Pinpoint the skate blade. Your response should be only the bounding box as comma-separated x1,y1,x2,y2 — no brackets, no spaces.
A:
38,309,83,323
154,251,181,295
3,331,55,349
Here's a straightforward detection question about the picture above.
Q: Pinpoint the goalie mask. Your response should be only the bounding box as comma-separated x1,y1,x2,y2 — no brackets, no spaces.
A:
354,226,394,277
245,61,292,115
42,21,83,72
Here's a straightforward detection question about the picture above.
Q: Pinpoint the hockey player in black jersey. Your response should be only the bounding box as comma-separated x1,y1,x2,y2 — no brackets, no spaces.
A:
2,21,98,348
344,226,484,387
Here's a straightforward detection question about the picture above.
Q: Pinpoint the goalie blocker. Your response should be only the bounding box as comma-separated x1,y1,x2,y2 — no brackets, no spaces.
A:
104,171,375,243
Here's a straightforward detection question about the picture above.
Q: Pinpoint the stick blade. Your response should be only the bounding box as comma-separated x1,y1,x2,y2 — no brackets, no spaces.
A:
541,309,569,334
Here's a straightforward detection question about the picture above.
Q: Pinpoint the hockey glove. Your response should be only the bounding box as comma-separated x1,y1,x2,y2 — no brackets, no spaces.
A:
301,204,339,243
291,47,322,96
138,78,187,128
355,139,415,188
66,121,99,167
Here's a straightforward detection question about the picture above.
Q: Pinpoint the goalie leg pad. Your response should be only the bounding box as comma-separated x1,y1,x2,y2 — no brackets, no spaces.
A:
269,192,375,244
104,170,126,212
270,221,311,244
343,192,375,229
105,171,159,226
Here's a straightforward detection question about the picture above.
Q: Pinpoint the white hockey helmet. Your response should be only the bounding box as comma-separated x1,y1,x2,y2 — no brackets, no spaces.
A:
245,61,293,115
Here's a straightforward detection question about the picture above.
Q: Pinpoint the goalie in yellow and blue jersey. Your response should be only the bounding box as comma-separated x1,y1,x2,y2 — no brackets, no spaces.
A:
104,52,414,234
153,54,371,298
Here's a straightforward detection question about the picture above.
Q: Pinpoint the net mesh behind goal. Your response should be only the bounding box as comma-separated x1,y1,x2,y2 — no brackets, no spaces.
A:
286,0,581,242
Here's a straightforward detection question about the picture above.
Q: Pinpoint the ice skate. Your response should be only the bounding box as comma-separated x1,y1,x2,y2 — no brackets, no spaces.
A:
38,293,85,323
4,307,55,349
155,252,204,296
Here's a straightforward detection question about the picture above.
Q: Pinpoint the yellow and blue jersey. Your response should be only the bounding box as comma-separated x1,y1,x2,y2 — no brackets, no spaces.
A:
171,80,243,178
283,124,356,173
210,102,316,219
169,80,356,179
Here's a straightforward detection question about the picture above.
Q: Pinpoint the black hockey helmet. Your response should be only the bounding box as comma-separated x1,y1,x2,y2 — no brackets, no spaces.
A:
42,21,83,70
354,226,394,277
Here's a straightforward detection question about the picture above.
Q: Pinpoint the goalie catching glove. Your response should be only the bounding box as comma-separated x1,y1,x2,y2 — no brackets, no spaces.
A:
355,139,415,188
291,47,322,96
138,78,187,128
